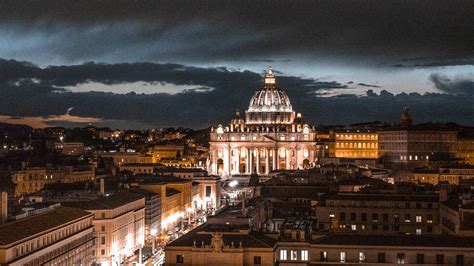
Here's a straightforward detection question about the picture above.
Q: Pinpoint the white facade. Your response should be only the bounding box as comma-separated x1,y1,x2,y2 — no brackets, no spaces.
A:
209,67,318,176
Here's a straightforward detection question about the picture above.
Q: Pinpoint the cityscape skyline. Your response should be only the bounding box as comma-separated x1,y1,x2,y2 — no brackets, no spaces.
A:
1,1,474,265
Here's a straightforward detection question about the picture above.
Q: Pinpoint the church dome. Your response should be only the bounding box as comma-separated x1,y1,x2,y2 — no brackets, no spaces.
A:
247,68,293,113
245,67,295,125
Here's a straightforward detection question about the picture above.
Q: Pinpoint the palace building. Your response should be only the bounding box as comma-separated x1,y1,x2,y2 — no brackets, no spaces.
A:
209,67,318,176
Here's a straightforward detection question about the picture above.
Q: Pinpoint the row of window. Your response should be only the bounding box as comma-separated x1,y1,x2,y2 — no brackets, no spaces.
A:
333,212,433,223
327,201,435,209
335,142,378,149
335,134,377,140
337,224,431,234
14,219,90,258
279,249,309,261
318,251,464,265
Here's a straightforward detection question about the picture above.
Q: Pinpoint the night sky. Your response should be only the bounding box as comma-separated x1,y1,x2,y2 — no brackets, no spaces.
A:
0,0,472,129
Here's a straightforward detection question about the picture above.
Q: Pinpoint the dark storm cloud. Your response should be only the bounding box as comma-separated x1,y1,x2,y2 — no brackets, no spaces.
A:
0,59,472,128
357,83,380,88
0,0,473,66
429,73,474,95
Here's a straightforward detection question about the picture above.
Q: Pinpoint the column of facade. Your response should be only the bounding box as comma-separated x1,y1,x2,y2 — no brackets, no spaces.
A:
249,148,253,174
256,149,260,174
265,148,270,174
273,148,278,170
245,148,249,174
224,147,230,176
235,148,240,174
286,149,291,170
211,148,218,174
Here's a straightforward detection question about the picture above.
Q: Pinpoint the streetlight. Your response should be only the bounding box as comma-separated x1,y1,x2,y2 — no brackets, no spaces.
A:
150,228,157,254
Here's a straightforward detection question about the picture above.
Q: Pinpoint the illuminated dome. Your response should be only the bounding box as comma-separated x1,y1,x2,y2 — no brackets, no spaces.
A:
245,67,295,124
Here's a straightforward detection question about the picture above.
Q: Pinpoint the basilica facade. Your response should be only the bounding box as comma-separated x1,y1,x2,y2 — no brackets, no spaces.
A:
209,67,318,176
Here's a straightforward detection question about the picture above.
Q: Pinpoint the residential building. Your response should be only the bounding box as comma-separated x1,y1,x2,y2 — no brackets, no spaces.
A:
315,193,439,235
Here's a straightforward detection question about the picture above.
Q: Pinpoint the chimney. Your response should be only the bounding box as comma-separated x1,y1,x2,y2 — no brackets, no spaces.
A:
1,192,8,224
100,178,105,195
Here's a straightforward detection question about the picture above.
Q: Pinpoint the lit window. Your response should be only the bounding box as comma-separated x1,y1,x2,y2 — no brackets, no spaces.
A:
280,250,288,260
351,224,357,231
329,213,335,218
320,251,328,262
340,251,346,263
397,253,405,264
359,252,366,263
416,215,422,223
416,228,422,235
290,250,298,260
301,250,309,261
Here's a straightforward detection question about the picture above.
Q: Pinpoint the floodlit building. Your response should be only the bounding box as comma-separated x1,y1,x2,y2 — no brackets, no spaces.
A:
64,191,146,266
209,67,318,176
332,130,379,159
0,205,95,265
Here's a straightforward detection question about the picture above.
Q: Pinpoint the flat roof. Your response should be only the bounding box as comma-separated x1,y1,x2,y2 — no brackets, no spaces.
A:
0,206,92,245
63,191,144,210
167,224,276,248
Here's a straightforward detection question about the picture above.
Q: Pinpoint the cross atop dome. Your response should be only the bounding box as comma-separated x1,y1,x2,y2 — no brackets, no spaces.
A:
264,65,275,85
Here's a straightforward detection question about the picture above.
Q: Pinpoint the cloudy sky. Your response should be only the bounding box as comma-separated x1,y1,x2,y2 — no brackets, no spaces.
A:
0,0,472,129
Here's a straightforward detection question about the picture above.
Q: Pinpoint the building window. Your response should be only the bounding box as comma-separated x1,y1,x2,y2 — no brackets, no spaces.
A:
205,186,212,197
372,225,378,231
361,213,367,222
101,213,106,219
101,236,105,245
101,226,105,232
405,214,411,223
416,228,422,235
290,250,298,261
350,213,356,221
351,224,357,231
416,215,422,223
340,212,346,222
378,253,386,263
280,250,288,260
317,251,326,262
427,226,433,233
417,254,425,264
383,225,389,231
397,253,405,264
301,250,309,261
254,256,261,265
456,255,464,265
427,214,433,223
383,213,389,222
394,214,400,223
436,254,444,264
359,252,366,263
101,249,105,256
372,213,378,222
340,251,346,263
176,255,184,263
